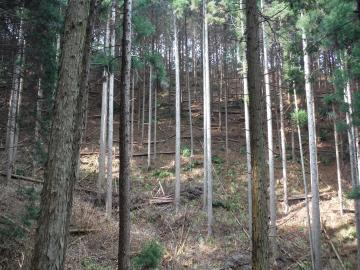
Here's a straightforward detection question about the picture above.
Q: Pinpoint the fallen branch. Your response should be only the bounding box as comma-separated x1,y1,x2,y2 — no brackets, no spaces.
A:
322,223,346,270
131,151,175,157
0,172,43,184
278,191,335,202
69,228,99,234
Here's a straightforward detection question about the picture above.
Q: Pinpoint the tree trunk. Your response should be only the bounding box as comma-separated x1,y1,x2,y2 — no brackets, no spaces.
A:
118,0,132,268
301,17,321,270
131,73,135,158
141,67,146,144
239,3,252,240
174,12,181,212
33,77,43,177
106,0,116,218
98,16,110,199
30,1,96,269
246,0,269,267
5,15,25,184
293,88,315,270
261,0,277,260
278,69,289,214
203,0,213,237
147,65,152,170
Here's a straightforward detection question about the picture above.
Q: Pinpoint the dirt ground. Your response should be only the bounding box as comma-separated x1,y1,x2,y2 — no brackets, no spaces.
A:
0,95,358,270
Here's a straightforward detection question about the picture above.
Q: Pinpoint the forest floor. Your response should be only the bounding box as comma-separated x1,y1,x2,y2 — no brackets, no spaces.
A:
0,98,358,269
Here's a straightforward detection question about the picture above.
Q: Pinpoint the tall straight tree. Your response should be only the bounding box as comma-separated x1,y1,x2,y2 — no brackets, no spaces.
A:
30,0,97,269
246,0,269,268
147,65,153,170
98,15,110,200
202,0,213,236
260,0,277,261
118,0,132,268
173,11,181,212
301,13,321,270
106,0,116,218
239,2,252,239
5,14,25,184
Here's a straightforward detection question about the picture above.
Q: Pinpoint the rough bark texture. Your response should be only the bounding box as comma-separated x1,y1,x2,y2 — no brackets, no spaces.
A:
260,0,277,261
30,0,96,269
246,0,269,268
118,0,132,268
301,20,321,270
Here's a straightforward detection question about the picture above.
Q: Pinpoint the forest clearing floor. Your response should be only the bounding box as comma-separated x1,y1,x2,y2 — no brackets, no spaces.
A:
0,101,358,269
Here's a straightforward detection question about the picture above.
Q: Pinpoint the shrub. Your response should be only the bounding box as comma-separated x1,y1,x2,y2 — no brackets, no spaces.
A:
133,240,164,269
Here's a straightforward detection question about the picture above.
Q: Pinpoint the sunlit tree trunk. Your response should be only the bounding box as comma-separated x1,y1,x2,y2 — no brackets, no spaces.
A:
246,0,269,267
301,18,321,270
260,0,277,260
240,5,252,239
278,68,289,214
293,88,315,270
118,0,132,268
203,0,213,236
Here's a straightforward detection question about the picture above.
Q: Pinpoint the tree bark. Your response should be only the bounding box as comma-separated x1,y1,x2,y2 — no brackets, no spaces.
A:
203,0,213,237
260,0,277,261
106,0,116,218
301,17,321,270
30,1,96,269
246,0,269,268
118,0,132,268
98,15,110,199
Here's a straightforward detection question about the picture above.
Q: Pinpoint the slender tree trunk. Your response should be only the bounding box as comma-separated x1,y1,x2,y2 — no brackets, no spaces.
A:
147,65,153,170
185,18,194,158
301,18,321,270
118,0,132,268
218,60,223,130
30,1,96,268
174,13,181,212
246,0,269,267
240,5,252,240
332,102,343,215
131,73,135,158
5,16,25,184
203,0,213,237
98,17,110,199
278,69,289,213
33,77,43,176
153,84,157,159
260,0,277,260
141,67,146,144
293,88,315,270
106,0,116,218
342,66,360,269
